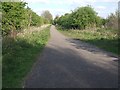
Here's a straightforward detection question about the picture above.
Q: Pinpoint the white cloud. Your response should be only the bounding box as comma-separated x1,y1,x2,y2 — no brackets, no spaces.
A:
95,6,106,10
32,8,68,18
24,0,118,18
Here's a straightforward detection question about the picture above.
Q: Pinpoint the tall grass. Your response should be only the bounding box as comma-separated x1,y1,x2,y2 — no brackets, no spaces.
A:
2,26,50,88
58,27,119,55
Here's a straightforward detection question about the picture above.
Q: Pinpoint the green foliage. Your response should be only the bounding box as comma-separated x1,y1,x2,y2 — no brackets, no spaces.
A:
42,17,49,24
2,2,27,35
106,10,118,30
2,1,49,36
58,27,119,55
55,6,103,29
30,11,43,26
2,26,50,88
53,15,59,25
2,1,51,87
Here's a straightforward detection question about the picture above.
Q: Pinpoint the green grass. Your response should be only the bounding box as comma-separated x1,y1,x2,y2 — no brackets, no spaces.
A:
57,26,119,55
2,26,50,88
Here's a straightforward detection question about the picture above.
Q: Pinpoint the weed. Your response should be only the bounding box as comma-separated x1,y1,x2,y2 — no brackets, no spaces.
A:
58,27,119,55
2,26,50,88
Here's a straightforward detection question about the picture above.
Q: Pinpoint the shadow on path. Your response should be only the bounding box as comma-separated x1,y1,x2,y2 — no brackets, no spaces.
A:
25,45,118,88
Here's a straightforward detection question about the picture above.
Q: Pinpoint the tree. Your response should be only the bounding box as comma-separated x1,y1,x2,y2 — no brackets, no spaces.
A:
55,5,101,30
2,1,49,37
53,15,59,25
106,10,118,30
41,10,53,23
30,11,43,26
2,2,27,36
72,6,98,29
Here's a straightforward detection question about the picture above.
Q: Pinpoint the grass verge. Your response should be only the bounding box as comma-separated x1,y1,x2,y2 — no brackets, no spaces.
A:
2,26,50,88
57,26,119,55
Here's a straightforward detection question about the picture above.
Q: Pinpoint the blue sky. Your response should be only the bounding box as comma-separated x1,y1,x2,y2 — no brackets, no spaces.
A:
23,0,119,19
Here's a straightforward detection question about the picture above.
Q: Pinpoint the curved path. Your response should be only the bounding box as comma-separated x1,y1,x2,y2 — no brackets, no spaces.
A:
24,25,118,88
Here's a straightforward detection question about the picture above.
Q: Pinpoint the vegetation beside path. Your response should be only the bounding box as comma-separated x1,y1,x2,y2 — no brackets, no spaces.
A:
2,26,50,88
54,5,119,56
57,27,119,55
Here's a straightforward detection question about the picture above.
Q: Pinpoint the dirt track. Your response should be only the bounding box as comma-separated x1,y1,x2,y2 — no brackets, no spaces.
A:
24,25,118,88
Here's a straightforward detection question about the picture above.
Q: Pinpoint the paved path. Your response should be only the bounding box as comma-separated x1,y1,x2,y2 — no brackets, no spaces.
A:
24,25,118,88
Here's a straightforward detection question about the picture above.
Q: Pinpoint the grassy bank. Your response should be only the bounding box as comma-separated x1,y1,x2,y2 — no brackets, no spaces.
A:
2,26,50,88
57,26,119,55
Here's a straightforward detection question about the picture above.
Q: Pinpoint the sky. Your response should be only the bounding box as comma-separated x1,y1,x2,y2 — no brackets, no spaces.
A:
22,0,119,19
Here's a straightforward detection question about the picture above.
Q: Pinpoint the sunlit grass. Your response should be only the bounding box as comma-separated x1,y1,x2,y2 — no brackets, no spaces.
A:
2,26,50,88
58,27,119,55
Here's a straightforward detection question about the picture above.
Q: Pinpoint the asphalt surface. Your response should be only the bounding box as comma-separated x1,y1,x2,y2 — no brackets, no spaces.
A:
24,25,118,88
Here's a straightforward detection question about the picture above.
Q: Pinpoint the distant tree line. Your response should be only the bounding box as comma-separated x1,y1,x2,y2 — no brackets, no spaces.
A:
2,1,53,37
54,5,118,30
